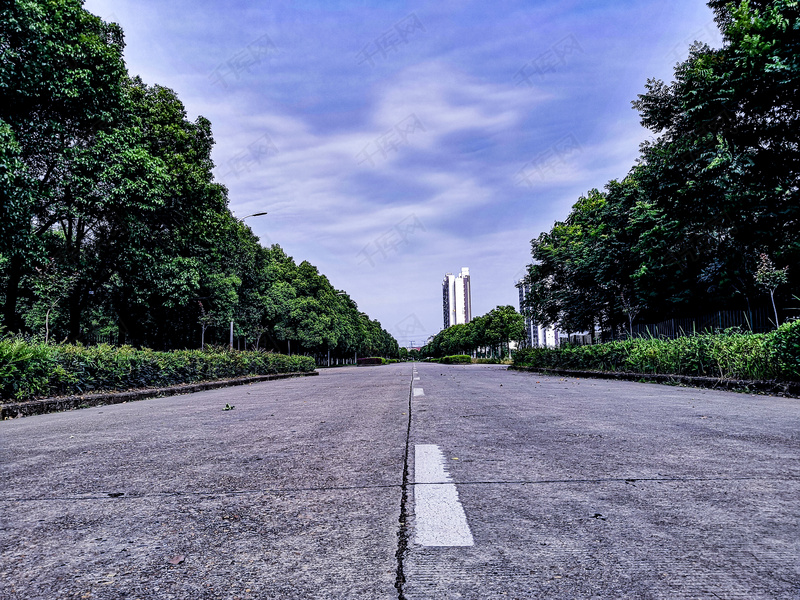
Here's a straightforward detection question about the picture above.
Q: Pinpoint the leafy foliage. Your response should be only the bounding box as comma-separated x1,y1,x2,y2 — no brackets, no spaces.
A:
0,339,315,401
514,321,800,381
422,306,526,359
0,1,399,359
439,355,472,364
764,319,800,380
523,1,799,333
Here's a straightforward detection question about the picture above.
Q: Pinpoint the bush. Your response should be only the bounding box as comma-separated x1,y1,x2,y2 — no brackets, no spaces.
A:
440,355,472,364
357,357,384,366
0,341,315,401
513,326,796,381
765,320,800,381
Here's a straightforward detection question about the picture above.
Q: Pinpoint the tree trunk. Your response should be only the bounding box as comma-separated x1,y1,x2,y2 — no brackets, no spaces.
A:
66,284,85,343
2,254,24,332
117,308,130,347
770,290,780,329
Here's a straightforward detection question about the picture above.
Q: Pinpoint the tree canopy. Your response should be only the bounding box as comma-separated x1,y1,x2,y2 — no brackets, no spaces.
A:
0,0,399,358
422,306,526,358
524,0,799,334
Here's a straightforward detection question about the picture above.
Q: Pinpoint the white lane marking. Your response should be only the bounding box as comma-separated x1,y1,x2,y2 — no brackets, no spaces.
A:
413,388,424,396
414,444,474,547
414,377,420,381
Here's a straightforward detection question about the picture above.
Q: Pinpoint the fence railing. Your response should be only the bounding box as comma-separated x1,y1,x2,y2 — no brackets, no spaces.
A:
626,307,775,340
559,308,779,346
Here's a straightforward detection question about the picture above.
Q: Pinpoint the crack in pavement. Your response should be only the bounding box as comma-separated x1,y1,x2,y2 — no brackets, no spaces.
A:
394,366,414,600
0,476,783,504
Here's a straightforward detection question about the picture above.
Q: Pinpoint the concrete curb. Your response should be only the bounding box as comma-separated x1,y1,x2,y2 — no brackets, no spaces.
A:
1,371,319,420
507,365,800,399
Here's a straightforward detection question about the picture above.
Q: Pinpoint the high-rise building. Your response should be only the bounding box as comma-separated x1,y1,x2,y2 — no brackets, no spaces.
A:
443,267,472,329
516,279,537,347
516,278,560,348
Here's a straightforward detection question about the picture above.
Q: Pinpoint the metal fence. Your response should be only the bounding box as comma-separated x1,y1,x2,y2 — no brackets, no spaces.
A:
627,307,775,339
561,308,780,346
82,333,117,346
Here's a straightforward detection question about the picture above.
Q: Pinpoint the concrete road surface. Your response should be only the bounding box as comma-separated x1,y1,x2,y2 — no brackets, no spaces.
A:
1,363,798,599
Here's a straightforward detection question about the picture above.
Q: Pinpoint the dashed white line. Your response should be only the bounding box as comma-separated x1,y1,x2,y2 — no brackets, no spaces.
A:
414,444,474,547
413,388,424,397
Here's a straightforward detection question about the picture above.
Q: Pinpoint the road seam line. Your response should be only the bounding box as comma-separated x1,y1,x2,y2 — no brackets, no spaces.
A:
394,367,414,600
1,476,772,503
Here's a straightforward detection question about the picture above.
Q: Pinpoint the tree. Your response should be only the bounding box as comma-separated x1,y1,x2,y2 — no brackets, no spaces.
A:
0,0,127,332
631,0,799,311
755,253,788,328
0,121,35,330
0,1,401,358
525,1,799,334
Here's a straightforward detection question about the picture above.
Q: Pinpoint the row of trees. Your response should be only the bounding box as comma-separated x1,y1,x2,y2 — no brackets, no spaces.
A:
0,0,399,358
523,0,798,336
421,306,526,359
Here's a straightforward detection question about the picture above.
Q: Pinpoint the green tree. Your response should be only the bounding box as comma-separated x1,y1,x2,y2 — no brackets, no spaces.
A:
0,0,127,332
526,0,799,333
755,253,788,328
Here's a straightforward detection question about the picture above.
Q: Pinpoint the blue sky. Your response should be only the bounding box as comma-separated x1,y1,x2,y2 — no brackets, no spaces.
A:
84,0,721,348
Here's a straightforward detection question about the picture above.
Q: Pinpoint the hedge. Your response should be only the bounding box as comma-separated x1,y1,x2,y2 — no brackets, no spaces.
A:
513,320,800,381
357,357,384,366
0,342,315,401
356,357,399,365
440,355,472,364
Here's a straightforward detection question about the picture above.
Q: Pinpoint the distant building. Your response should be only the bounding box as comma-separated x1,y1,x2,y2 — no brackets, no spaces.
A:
516,279,561,348
516,280,538,347
443,267,472,329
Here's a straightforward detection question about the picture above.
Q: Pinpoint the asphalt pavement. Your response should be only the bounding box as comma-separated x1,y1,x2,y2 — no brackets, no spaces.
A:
1,363,798,599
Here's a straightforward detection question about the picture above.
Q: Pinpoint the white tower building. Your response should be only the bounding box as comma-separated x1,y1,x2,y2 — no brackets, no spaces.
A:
443,267,472,329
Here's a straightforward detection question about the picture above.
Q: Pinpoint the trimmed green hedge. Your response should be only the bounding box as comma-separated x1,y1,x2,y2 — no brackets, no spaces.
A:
357,357,384,365
513,320,800,381
0,342,315,401
356,357,399,366
440,355,472,364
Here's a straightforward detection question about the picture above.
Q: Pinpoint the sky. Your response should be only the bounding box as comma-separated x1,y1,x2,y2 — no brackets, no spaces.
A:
83,0,722,348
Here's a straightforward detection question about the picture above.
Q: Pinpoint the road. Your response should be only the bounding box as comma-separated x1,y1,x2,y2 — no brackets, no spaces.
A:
1,363,798,599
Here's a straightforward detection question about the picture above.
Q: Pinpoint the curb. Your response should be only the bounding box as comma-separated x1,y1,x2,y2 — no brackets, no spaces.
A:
507,365,800,398
1,371,319,420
